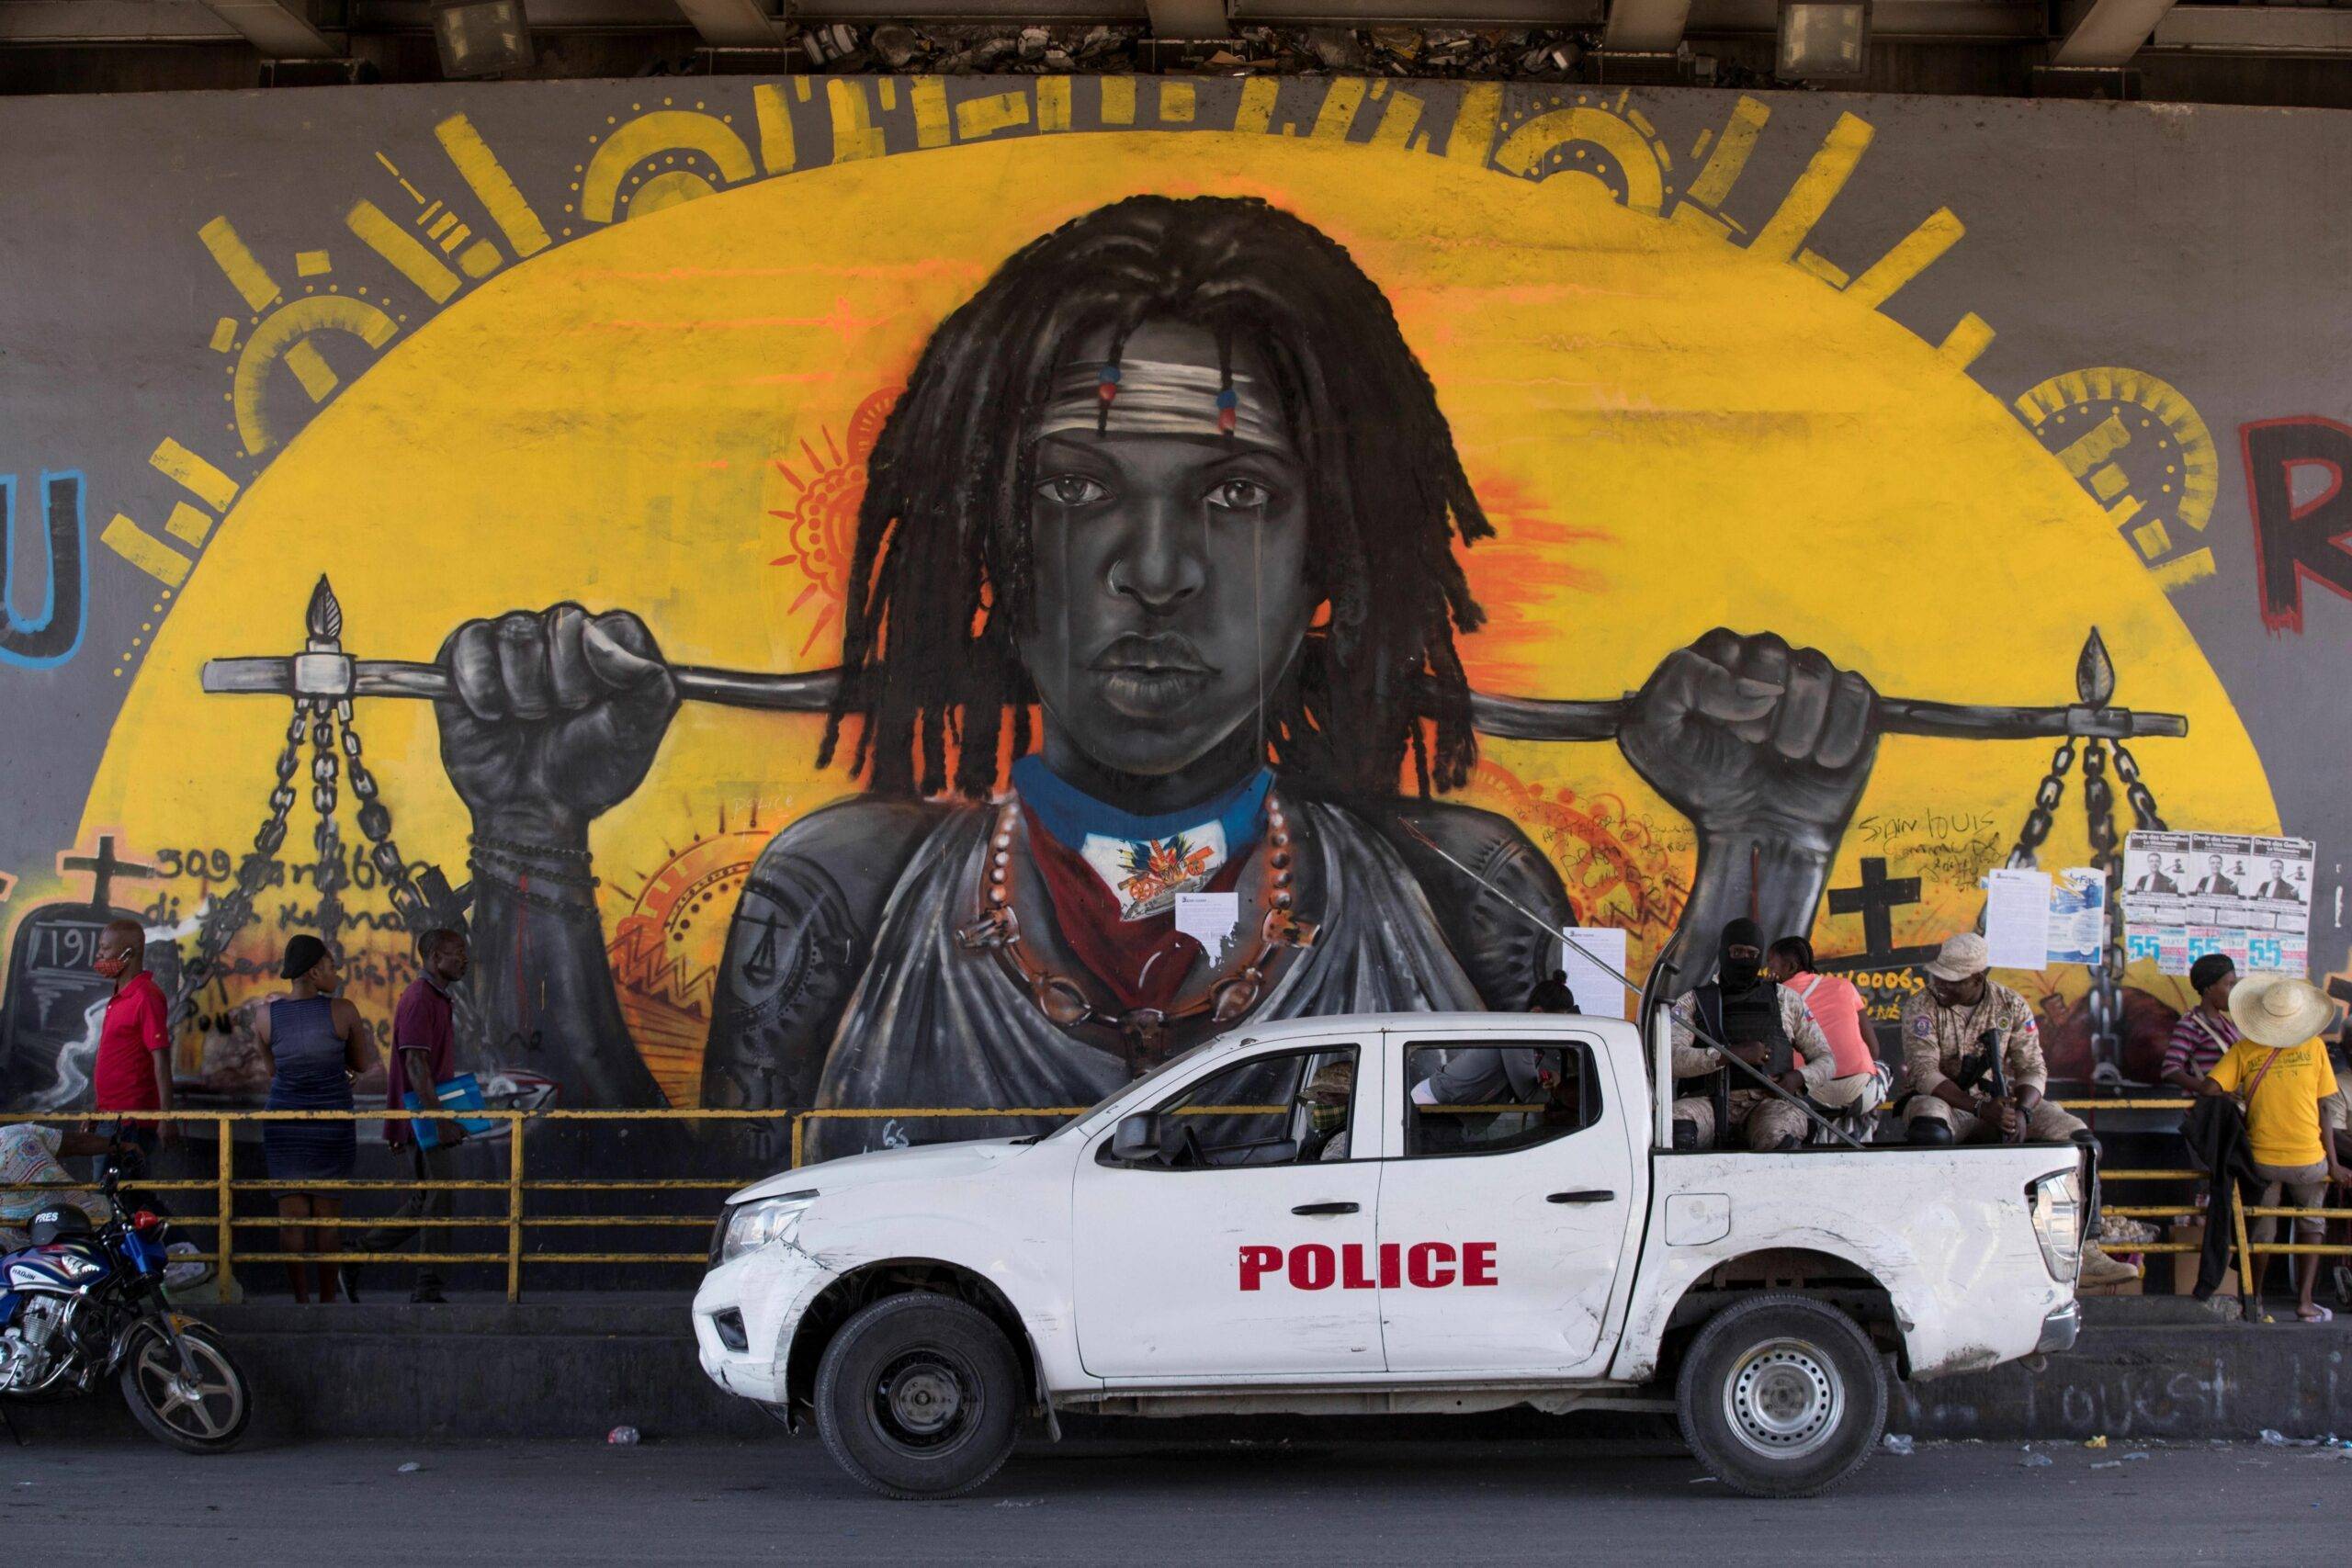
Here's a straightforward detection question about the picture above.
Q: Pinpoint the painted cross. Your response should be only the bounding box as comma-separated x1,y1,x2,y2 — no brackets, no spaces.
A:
1820,855,1941,972
58,835,155,912
1827,857,1919,957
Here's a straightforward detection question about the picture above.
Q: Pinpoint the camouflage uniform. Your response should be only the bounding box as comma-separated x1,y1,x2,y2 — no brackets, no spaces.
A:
1899,980,2085,1142
1670,987,1834,1151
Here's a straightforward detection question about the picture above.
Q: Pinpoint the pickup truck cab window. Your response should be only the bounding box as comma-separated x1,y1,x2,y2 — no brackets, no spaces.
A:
1072,1042,1383,1379
1404,1042,1600,1158
1099,1046,1363,1169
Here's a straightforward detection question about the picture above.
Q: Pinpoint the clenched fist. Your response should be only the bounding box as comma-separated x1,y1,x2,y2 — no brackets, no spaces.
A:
435,604,679,840
1618,629,1878,845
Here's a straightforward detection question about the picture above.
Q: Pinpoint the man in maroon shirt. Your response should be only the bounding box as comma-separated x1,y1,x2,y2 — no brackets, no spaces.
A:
91,919,176,1148
367,929,468,1302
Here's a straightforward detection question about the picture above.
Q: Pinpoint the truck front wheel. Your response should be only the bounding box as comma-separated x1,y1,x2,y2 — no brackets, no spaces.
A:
1674,1293,1886,1498
813,1292,1023,1500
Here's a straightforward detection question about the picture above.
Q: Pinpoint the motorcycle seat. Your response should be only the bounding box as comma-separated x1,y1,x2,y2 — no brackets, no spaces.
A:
28,1208,95,1246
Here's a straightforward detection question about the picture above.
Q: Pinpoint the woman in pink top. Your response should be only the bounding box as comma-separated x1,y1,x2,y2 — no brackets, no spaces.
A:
1766,938,1885,1113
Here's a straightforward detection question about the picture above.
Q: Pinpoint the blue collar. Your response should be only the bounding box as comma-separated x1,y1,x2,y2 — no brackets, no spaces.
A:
1011,756,1273,857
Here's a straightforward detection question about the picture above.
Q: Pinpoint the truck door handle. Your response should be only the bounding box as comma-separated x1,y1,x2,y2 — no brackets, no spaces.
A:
1291,1201,1360,1216
1547,1190,1614,1204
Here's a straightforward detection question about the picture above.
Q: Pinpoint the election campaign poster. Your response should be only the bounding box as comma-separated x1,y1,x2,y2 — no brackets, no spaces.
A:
2121,830,2312,976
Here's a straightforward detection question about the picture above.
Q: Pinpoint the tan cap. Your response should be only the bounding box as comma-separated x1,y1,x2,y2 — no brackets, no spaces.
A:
2227,972,2334,1049
1924,931,1990,982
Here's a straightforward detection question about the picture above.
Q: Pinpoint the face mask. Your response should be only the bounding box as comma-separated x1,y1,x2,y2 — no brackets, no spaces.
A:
1717,919,1766,991
94,953,126,978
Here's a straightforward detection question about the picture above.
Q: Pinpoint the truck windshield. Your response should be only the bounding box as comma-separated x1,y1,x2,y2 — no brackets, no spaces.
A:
1034,1036,1229,1142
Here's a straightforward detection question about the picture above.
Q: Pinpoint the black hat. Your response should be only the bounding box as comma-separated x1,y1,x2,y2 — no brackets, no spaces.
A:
279,934,330,980
2188,953,2234,995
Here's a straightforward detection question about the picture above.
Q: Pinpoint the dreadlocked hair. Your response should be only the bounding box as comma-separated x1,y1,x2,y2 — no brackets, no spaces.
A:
818,194,1493,801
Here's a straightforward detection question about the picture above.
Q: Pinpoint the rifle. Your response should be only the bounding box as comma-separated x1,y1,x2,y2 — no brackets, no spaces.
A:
1699,988,1795,1082
1952,1027,2025,1143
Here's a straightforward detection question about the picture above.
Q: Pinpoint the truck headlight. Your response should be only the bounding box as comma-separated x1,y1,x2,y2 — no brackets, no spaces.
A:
2030,1171,2082,1283
721,1193,815,1265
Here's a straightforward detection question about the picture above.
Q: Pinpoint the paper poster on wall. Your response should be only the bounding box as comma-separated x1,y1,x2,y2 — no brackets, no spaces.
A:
1559,928,1631,1021
1984,869,2052,970
2121,830,2312,976
2047,868,2107,966
1173,891,1241,963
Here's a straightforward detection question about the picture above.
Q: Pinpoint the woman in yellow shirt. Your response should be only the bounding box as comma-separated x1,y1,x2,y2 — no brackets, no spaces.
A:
2202,975,2352,1322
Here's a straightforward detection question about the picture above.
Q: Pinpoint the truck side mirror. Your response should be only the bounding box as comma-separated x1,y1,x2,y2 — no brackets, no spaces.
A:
1111,1112,1163,1167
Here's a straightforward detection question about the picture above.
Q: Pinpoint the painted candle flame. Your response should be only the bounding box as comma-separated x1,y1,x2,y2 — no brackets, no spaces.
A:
306,574,344,647
2075,626,2114,708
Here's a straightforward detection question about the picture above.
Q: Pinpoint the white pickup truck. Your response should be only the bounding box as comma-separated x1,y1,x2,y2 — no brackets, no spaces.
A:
693,1012,2086,1499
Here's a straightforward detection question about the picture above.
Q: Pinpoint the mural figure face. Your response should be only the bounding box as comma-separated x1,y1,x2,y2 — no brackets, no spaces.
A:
819,194,1493,806
1018,322,1316,791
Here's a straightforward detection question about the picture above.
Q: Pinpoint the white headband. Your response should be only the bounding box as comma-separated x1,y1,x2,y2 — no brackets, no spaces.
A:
1034,358,1282,446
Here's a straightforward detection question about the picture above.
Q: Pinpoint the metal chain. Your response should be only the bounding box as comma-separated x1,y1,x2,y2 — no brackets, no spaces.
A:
176,692,476,1050
2082,739,2125,1080
2002,739,2076,870
2111,739,2169,832
337,700,434,932
336,701,485,1049
175,706,306,1009
309,701,347,949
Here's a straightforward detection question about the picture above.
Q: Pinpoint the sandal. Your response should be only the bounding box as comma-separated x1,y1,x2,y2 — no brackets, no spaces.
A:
2298,1303,2335,1324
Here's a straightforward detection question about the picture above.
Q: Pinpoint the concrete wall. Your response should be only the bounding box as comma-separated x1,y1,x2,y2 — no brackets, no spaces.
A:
0,76,2346,1149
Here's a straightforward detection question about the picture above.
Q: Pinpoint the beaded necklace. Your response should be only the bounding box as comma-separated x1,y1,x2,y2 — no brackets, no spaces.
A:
956,791,1319,1068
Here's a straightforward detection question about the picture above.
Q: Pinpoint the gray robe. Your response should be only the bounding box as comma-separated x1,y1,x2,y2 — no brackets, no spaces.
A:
807,797,1486,1160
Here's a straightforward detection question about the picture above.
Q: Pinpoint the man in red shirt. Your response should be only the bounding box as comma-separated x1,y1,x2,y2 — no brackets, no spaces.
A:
91,918,176,1148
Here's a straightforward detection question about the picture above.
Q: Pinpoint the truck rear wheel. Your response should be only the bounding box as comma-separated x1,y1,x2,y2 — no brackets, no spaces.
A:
813,1292,1023,1500
1674,1293,1885,1498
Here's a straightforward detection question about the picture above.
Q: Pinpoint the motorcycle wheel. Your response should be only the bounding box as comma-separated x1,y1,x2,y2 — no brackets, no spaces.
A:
118,1325,252,1453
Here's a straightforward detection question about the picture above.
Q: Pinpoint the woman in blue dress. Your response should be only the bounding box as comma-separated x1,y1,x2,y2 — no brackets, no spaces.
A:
254,935,377,1303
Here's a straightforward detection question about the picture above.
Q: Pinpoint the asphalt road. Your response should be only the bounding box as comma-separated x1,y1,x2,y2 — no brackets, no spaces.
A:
8,1434,2347,1563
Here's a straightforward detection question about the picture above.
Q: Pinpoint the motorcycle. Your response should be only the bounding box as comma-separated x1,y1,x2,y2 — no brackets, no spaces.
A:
1,1145,252,1452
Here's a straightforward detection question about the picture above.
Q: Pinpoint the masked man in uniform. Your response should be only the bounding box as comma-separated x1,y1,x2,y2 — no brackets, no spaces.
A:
1669,919,1834,1151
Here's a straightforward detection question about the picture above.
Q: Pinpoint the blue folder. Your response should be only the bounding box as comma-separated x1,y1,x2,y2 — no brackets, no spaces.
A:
402,1073,498,1149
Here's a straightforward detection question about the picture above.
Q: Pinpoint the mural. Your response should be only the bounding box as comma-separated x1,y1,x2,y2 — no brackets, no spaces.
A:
1,74,2340,1159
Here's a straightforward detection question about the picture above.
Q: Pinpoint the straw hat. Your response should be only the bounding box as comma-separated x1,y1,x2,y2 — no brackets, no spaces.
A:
2226,972,2333,1049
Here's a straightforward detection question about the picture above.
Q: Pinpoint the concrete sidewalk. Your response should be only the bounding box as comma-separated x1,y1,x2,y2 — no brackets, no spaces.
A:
12,1293,2348,1446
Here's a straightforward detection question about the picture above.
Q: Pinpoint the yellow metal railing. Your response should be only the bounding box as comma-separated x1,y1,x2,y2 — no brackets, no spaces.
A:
5,1096,2343,1309
2052,1094,2352,1282
0,1108,799,1303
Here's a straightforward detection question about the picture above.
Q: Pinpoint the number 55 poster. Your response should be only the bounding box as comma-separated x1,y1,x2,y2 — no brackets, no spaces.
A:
2122,830,2312,976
